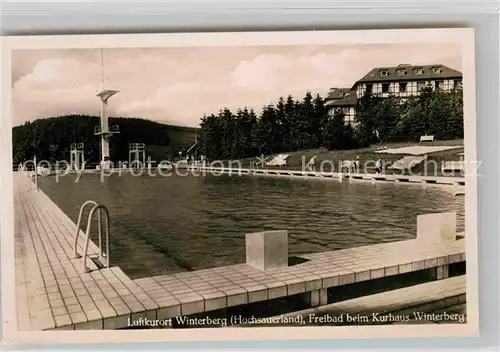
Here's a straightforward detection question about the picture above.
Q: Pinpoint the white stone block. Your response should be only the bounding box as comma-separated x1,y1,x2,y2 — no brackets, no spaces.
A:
436,265,450,279
417,212,457,242
307,288,328,307
246,230,288,271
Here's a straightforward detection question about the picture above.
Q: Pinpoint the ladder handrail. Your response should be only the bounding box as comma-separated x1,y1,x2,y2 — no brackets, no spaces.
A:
82,204,111,274
73,200,99,259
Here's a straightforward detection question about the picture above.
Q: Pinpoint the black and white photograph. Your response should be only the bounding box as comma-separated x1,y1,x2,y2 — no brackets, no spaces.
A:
1,28,478,343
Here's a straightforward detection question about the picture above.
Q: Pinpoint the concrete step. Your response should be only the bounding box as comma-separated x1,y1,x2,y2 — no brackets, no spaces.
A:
252,275,466,326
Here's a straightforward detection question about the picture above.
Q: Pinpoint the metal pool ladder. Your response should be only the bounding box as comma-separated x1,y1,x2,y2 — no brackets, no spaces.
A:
73,200,111,273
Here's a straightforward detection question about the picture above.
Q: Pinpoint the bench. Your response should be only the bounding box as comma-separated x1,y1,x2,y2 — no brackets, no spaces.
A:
420,135,435,142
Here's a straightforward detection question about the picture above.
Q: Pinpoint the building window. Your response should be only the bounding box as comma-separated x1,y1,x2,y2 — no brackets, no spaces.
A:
382,83,390,93
399,82,407,93
454,80,463,89
443,80,453,90
397,69,407,77
432,67,442,74
380,70,389,77
343,108,356,124
357,85,367,97
435,80,444,91
417,81,426,91
414,68,424,75
365,84,373,94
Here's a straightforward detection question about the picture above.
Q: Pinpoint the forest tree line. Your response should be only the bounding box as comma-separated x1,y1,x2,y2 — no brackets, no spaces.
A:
12,115,198,165
11,86,463,165
198,87,464,161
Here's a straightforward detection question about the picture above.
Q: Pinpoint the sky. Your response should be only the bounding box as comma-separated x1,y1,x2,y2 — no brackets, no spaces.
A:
12,43,461,128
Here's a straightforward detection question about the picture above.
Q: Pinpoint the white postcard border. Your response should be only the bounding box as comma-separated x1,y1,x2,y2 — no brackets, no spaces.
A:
0,28,478,344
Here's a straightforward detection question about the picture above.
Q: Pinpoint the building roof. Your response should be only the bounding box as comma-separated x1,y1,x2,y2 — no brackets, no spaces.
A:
352,64,462,88
324,88,357,107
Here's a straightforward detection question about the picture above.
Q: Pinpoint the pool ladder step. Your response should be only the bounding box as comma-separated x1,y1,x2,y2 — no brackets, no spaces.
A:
73,200,111,273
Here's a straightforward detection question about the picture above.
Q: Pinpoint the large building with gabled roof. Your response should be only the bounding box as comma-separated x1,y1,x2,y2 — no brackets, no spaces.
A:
324,88,357,125
325,64,463,126
352,64,463,98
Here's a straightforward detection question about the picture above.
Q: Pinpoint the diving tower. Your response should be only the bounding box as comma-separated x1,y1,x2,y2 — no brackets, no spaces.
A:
181,130,198,162
129,143,146,169
94,49,119,170
95,89,120,169
70,143,85,171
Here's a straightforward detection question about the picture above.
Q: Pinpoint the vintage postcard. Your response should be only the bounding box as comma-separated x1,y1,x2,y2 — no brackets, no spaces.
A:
1,28,478,344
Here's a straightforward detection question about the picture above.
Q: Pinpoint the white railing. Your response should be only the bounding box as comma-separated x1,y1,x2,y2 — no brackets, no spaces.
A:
73,200,111,273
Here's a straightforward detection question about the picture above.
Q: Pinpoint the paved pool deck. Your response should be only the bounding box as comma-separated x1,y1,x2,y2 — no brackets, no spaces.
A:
14,172,465,330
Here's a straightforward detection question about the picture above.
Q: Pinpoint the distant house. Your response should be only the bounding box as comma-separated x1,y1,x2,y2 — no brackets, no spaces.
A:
324,88,357,126
352,64,463,99
325,64,463,125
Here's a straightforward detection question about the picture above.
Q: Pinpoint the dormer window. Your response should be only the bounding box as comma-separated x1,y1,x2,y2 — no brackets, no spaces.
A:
414,68,424,75
397,69,407,77
432,67,442,74
380,70,389,77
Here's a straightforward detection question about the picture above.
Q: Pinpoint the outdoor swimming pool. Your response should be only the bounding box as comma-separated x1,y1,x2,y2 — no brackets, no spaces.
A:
39,173,465,279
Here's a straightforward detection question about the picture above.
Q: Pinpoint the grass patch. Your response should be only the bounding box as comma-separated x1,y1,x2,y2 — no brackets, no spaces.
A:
219,140,464,176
